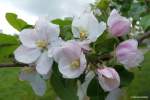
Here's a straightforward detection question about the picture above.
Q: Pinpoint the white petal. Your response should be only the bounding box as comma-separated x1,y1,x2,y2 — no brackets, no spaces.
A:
19,29,38,48
77,71,95,100
87,21,106,42
48,38,64,58
72,12,106,42
14,45,41,64
35,18,60,42
78,40,91,51
72,13,89,38
19,69,46,96
30,74,47,96
58,52,86,78
36,51,53,75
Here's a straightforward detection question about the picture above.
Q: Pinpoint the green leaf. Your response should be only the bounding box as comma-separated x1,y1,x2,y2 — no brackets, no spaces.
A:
50,64,78,100
52,18,73,40
0,34,19,62
87,77,107,100
128,3,146,20
94,33,118,54
6,13,32,31
114,65,134,87
140,14,150,30
52,17,72,26
96,0,110,10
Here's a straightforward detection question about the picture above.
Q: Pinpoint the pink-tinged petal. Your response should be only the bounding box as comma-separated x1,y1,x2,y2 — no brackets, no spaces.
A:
58,52,87,78
53,41,81,63
53,41,86,78
116,39,144,69
19,29,38,48
107,9,131,37
118,50,144,69
78,40,91,51
97,67,120,92
36,51,53,75
14,45,41,64
117,39,138,50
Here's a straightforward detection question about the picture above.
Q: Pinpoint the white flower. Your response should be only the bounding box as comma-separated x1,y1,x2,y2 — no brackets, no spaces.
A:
53,41,87,78
14,18,60,75
107,9,131,37
97,67,120,92
116,39,144,69
19,67,46,96
72,12,106,42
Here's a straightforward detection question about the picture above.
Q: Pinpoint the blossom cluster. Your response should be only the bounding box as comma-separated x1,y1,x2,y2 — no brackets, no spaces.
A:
14,9,144,98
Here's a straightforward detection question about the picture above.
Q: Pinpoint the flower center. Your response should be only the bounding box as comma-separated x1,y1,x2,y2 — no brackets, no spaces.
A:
80,32,87,40
36,40,48,49
70,59,80,69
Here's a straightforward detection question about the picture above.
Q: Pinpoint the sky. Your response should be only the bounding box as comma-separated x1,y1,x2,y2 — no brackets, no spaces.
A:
0,0,95,34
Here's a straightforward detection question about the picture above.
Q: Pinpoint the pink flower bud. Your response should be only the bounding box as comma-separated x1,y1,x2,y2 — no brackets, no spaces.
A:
97,67,120,92
116,39,144,69
107,9,131,37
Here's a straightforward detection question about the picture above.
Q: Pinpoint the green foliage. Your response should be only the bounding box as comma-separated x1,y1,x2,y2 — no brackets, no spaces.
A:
0,34,19,63
6,13,32,32
114,65,134,87
0,68,56,100
94,33,118,54
125,51,150,98
87,77,107,100
140,14,150,30
96,0,110,11
50,64,78,100
52,18,73,40
128,3,146,21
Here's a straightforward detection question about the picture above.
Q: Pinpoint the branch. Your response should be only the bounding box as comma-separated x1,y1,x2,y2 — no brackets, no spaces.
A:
0,63,27,68
138,31,150,44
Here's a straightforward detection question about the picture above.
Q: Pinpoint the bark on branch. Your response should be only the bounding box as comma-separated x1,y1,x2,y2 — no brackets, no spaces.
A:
0,63,27,68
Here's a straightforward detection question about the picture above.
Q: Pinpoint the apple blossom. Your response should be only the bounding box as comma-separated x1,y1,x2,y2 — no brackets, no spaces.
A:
97,67,120,92
14,18,60,75
72,12,106,42
107,9,131,37
53,41,87,78
116,39,144,69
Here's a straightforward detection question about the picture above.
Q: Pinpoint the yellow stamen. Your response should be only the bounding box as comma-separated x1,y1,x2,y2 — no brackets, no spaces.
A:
70,59,80,69
36,40,48,48
22,67,33,73
80,32,87,40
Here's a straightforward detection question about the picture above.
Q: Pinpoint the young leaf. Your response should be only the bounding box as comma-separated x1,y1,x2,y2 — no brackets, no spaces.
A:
140,14,150,31
6,13,32,31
